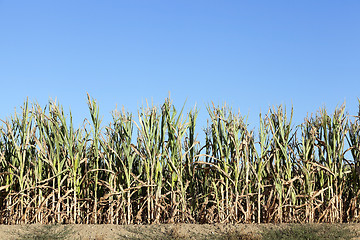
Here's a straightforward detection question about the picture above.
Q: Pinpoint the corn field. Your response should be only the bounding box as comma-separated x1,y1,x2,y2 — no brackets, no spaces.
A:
1,95,360,224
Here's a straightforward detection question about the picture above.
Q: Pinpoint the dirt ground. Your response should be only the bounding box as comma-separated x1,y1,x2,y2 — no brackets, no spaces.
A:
1,223,360,240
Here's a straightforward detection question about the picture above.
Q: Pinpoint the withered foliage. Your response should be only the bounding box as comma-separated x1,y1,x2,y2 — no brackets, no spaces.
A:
0,96,360,224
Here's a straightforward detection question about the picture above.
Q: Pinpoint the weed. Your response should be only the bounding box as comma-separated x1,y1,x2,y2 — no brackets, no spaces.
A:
261,224,357,240
14,224,74,240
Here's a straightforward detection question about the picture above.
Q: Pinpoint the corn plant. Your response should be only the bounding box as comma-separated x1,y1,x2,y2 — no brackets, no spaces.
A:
0,96,359,224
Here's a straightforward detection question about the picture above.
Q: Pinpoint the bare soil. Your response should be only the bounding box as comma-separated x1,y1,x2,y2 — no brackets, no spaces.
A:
0,223,360,240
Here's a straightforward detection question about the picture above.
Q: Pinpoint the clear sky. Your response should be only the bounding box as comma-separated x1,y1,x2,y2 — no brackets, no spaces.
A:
1,1,359,137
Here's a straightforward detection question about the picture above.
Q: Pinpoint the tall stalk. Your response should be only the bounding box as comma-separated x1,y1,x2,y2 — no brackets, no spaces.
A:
1,96,360,224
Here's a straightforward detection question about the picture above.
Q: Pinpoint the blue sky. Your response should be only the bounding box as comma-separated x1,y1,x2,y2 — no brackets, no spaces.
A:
1,1,359,137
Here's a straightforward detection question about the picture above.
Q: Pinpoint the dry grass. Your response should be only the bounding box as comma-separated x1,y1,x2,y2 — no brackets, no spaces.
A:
1,223,358,240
